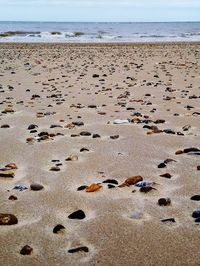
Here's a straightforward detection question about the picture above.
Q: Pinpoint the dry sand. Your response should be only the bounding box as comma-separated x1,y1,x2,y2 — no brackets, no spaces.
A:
0,42,200,266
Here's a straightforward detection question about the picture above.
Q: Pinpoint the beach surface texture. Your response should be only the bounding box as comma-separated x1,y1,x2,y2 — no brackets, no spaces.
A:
0,42,200,266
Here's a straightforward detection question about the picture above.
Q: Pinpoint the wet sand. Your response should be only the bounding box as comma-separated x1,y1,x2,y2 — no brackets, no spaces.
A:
0,42,200,266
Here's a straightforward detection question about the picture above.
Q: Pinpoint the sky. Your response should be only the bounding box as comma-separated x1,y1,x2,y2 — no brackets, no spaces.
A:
0,0,200,22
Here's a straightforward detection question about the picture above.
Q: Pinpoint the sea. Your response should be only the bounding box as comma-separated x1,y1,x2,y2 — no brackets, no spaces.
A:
0,21,200,43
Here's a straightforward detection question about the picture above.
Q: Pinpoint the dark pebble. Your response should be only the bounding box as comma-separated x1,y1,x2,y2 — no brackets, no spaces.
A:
28,124,38,130
192,210,200,218
30,183,44,191
80,131,91,136
161,218,176,223
160,173,172,179
77,185,87,191
140,186,155,193
1,124,10,128
92,134,101,138
102,179,118,185
110,135,119,140
190,195,200,201
0,213,18,225
20,245,33,255
68,210,86,220
158,163,166,168
158,198,171,206
53,224,65,234
8,195,18,200
108,184,115,189
68,246,89,253
80,148,89,152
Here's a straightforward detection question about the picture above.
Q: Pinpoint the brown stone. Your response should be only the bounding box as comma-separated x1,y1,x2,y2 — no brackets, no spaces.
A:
86,183,102,192
20,245,33,255
119,176,143,187
175,150,184,155
0,213,18,225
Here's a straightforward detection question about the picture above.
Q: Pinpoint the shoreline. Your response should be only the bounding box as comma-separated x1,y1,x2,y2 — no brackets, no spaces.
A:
0,41,200,49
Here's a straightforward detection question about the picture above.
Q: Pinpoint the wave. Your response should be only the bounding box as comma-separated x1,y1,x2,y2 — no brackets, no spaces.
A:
0,30,200,43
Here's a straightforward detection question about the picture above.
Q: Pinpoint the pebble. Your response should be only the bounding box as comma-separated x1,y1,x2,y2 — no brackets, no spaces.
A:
190,195,200,201
129,210,143,219
108,184,115,189
140,186,155,193
113,119,129,124
158,163,166,168
13,184,28,191
0,169,15,178
68,246,89,253
80,131,91,136
92,134,101,138
8,195,18,200
65,155,78,161
1,124,10,128
80,148,89,152
119,176,143,187
197,166,200,171
0,213,18,225
30,183,44,191
20,245,33,255
53,224,65,234
86,183,102,192
50,166,60,171
192,210,200,218
161,218,176,223
158,198,171,206
77,185,88,191
68,210,86,220
110,135,119,139
102,179,118,185
28,124,38,130
135,181,155,187
160,173,172,179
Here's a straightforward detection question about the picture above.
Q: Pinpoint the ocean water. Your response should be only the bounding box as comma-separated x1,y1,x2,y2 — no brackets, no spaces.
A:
0,21,200,43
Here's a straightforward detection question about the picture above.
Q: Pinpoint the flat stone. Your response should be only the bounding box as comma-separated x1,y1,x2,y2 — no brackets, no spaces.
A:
110,135,119,140
50,166,60,171
68,246,89,253
30,183,44,191
92,134,101,138
160,173,172,179
0,170,15,178
161,218,176,223
80,131,91,136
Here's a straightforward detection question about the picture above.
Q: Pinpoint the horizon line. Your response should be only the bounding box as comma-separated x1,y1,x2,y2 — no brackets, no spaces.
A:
1,20,200,23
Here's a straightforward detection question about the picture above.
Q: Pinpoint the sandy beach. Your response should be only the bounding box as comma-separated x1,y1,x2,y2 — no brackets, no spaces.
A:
0,42,200,266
